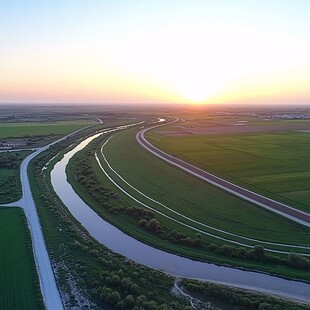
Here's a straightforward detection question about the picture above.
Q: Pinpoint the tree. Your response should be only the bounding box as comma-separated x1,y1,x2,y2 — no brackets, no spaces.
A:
192,238,203,248
146,219,160,232
107,291,121,305
121,277,133,291
125,294,135,308
139,219,148,227
253,245,265,258
111,274,121,286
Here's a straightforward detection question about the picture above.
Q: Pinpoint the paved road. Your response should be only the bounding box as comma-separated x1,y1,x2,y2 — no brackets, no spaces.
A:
136,119,310,228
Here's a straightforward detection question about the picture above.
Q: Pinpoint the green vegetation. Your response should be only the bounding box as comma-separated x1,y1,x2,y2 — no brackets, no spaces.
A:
147,130,310,213
67,130,310,281
0,151,30,203
29,126,189,309
182,280,310,310
0,119,94,139
0,208,43,310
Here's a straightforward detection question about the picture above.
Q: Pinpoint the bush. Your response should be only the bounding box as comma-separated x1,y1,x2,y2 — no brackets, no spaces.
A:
146,219,160,232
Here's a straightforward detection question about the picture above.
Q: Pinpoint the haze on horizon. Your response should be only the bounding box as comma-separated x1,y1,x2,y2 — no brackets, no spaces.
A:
0,0,310,106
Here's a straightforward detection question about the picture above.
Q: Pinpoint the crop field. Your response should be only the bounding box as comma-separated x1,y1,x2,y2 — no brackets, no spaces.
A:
147,128,310,213
0,119,94,139
0,208,43,310
0,151,30,204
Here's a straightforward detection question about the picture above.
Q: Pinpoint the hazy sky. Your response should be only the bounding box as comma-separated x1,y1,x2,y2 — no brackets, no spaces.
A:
1,0,310,105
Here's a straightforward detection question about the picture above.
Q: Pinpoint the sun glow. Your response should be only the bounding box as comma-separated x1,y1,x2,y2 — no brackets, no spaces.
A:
172,78,220,104
1,1,310,104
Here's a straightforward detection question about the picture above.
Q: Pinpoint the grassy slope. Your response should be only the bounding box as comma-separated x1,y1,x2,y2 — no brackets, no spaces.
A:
101,129,309,246
0,208,43,310
147,130,310,213
0,120,94,138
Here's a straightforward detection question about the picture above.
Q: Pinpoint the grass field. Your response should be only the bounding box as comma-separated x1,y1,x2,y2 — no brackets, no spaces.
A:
0,119,94,139
147,130,310,213
0,151,30,204
0,208,43,310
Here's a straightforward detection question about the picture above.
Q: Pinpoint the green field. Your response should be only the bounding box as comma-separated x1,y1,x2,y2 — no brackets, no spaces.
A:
0,120,94,139
0,208,43,310
0,151,30,204
147,130,310,213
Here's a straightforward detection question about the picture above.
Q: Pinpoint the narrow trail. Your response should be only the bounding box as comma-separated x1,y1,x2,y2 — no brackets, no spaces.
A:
136,118,310,228
173,278,217,309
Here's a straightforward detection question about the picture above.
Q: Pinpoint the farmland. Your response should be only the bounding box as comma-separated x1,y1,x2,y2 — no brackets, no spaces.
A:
147,123,310,213
0,120,94,139
0,208,43,310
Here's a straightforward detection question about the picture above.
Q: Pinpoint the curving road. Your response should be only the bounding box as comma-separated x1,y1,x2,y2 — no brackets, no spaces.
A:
0,124,95,310
136,119,310,228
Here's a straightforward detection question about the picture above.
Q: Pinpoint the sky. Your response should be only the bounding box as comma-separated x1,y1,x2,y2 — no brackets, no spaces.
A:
0,0,310,105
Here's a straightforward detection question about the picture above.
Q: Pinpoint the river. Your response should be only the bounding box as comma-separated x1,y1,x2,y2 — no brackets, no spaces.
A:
50,129,310,304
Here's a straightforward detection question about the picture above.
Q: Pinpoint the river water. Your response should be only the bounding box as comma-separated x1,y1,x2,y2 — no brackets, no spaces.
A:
50,130,310,303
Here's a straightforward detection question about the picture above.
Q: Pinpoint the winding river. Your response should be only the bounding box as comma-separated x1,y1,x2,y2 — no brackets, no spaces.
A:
51,129,310,304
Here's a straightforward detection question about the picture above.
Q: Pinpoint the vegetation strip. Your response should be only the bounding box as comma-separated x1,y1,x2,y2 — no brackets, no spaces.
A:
182,279,310,310
99,136,310,253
